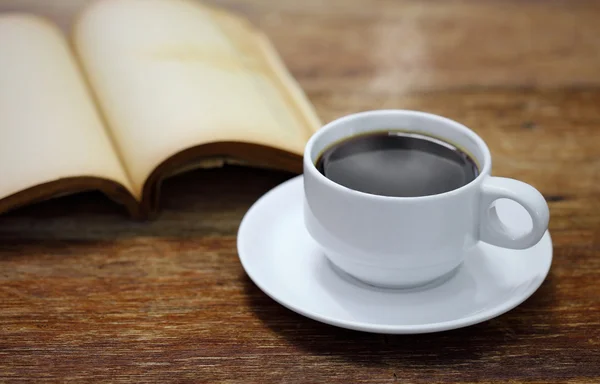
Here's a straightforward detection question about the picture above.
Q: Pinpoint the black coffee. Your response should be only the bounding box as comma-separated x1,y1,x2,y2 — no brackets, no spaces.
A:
315,131,479,197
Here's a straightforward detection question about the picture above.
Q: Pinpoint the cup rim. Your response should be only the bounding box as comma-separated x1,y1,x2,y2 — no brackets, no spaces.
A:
303,109,493,201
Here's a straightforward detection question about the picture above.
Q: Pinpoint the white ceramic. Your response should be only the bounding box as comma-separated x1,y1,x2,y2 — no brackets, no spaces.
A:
237,176,552,334
304,110,550,288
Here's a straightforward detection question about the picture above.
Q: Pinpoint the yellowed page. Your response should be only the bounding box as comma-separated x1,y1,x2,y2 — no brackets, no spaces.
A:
73,0,321,196
0,14,134,202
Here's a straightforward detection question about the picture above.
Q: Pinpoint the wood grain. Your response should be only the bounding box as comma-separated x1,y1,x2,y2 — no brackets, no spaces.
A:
1,0,599,382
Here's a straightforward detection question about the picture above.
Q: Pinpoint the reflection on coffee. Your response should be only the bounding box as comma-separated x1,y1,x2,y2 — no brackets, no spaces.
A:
315,131,479,197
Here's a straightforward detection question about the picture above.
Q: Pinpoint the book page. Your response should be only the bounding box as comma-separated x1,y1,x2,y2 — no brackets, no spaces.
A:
73,0,321,197
0,15,134,204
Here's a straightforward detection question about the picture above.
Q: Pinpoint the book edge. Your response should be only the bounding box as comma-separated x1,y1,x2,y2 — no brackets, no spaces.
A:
0,176,142,219
139,142,302,217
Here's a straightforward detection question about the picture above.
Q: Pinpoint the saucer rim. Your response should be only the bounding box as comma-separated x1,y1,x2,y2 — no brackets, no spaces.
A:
237,175,553,334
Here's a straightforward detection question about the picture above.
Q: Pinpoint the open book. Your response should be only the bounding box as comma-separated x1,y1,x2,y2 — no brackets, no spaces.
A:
0,0,321,218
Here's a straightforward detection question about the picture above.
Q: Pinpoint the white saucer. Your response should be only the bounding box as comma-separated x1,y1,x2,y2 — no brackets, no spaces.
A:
237,176,552,334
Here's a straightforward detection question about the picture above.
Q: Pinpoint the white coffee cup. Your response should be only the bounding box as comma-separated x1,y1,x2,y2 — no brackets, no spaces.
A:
303,110,550,288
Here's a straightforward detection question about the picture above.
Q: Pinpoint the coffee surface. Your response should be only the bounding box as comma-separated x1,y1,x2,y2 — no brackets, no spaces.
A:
315,132,479,197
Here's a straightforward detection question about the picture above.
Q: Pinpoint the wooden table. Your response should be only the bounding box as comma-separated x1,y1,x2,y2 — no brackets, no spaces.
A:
1,0,599,382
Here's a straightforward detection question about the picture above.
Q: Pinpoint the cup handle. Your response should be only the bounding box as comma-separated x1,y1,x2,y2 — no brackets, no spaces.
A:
479,176,550,249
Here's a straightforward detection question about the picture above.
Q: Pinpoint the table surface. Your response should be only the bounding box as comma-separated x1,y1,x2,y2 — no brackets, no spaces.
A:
1,0,599,382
